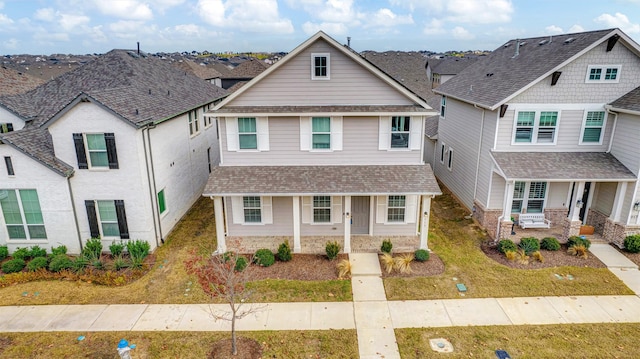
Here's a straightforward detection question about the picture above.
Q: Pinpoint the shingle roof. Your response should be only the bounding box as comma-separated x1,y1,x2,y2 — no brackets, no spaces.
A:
203,165,441,196
610,85,640,112
425,115,439,138
173,59,223,80
491,152,636,181
226,59,269,78
214,105,431,115
435,29,617,109
0,50,228,127
0,128,73,176
431,57,480,75
0,67,45,95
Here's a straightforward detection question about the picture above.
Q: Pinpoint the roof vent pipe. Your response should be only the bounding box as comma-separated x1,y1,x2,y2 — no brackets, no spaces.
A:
137,42,140,55
347,37,351,47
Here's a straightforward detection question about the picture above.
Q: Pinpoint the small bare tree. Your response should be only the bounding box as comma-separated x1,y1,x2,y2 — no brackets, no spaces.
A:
185,250,262,356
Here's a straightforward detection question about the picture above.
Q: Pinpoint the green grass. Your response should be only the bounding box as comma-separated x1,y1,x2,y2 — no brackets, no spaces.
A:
248,279,352,302
383,188,634,300
396,323,640,358
0,330,358,358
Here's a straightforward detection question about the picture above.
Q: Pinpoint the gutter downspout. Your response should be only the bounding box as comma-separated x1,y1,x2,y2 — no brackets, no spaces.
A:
147,124,164,244
142,123,161,247
472,105,486,201
604,105,618,153
66,175,84,252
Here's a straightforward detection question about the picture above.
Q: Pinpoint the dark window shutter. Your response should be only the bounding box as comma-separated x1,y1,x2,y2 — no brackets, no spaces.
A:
105,133,119,169
7,123,13,132
84,200,100,238
73,133,88,169
115,200,129,239
4,157,14,176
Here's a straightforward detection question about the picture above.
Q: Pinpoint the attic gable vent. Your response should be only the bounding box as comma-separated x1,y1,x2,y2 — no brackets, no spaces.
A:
564,37,575,44
539,39,549,45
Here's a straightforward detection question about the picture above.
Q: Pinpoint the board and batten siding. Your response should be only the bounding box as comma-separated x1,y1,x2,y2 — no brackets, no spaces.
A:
511,41,640,104
495,108,613,152
434,98,485,209
610,113,640,175
220,116,423,166
227,39,414,107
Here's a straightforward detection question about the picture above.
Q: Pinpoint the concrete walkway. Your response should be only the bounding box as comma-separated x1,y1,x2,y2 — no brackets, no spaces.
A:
0,245,638,359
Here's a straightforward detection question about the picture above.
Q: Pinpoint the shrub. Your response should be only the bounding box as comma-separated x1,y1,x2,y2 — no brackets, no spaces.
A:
2,259,26,273
29,246,47,258
518,237,540,255
394,254,414,274
91,259,104,270
130,257,145,270
505,250,517,261
254,249,275,267
12,247,30,261
540,237,561,251
336,259,351,279
83,238,102,259
380,252,395,274
0,246,8,261
325,241,340,261
112,257,129,271
27,257,48,271
568,244,589,258
623,234,640,253
532,251,544,263
109,242,125,257
414,249,430,262
72,256,89,272
127,240,151,261
567,236,591,249
497,239,517,254
277,241,292,262
235,256,248,272
380,239,393,254
515,249,529,265
51,245,67,256
48,254,74,272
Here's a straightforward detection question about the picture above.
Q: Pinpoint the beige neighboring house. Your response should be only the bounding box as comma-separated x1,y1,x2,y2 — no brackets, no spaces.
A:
174,59,224,87
203,31,441,255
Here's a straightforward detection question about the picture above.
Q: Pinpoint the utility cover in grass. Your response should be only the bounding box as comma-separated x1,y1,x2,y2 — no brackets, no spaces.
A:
456,283,467,292
429,338,453,353
495,349,512,358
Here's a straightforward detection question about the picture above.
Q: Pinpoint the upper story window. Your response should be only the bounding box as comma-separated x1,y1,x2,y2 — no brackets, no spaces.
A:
586,65,621,83
238,117,257,149
73,133,119,170
513,111,558,144
225,117,269,152
0,123,14,133
85,199,129,239
311,53,330,80
4,156,14,176
0,189,47,240
203,106,213,128
312,117,331,149
440,96,446,117
313,196,331,223
447,147,453,170
189,109,200,136
391,116,410,148
581,111,606,144
301,116,342,151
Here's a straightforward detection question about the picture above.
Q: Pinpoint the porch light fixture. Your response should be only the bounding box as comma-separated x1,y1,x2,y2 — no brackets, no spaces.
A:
576,199,583,208
345,212,351,219
634,201,640,211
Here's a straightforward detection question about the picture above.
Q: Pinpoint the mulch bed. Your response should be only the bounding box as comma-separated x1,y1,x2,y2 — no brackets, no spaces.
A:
208,337,262,359
379,253,446,278
481,243,607,269
249,254,348,281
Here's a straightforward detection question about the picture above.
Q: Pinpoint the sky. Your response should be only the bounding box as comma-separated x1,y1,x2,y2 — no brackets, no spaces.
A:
0,0,639,55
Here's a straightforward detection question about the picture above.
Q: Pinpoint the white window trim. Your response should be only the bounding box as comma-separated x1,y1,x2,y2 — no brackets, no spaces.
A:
0,189,47,241
585,64,621,83
378,116,421,151
96,200,119,239
203,106,213,128
312,195,332,224
579,110,607,145
447,147,453,171
311,53,330,80
84,133,109,170
231,196,272,225
301,196,342,224
226,117,269,152
157,188,168,218
375,195,417,225
301,116,342,152
510,110,560,145
188,109,200,137
511,181,548,214
440,96,446,118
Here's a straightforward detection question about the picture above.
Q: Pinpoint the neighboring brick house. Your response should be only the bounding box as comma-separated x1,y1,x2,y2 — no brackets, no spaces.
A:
0,50,227,254
203,32,441,254
431,28,640,244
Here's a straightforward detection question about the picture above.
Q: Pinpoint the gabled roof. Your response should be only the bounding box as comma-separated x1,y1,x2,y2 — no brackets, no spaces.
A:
431,57,480,75
225,59,269,79
435,28,640,110
609,85,640,114
0,128,74,177
0,67,45,95
213,31,433,111
174,59,223,80
0,50,228,127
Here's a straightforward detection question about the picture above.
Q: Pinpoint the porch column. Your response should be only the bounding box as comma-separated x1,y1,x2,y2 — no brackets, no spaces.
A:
610,182,627,222
419,195,431,250
292,196,301,253
213,196,226,253
502,181,514,218
570,181,585,222
343,195,351,253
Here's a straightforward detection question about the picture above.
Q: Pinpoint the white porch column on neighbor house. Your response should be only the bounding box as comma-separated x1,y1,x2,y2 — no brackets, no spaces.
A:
292,196,301,253
570,181,586,222
419,195,432,250
213,196,226,253
502,181,515,218
611,182,628,222
343,195,352,253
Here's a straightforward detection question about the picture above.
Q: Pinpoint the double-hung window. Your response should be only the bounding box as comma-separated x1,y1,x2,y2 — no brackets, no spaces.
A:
0,189,47,240
391,116,410,148
581,111,605,144
73,133,118,169
387,195,406,222
513,111,558,144
238,117,257,150
189,109,200,136
586,65,621,83
313,196,331,223
202,106,213,128
243,196,262,223
312,117,331,149
440,96,446,117
86,134,109,167
311,53,330,80
447,147,453,170
85,200,129,239
512,181,547,213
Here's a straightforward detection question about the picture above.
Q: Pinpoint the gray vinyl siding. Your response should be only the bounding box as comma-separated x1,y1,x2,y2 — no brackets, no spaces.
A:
620,183,634,224
221,116,422,166
371,196,417,236
496,109,613,151
423,137,436,167
228,39,413,107
434,98,484,209
511,41,640,104
547,182,570,208
225,196,293,236
592,182,616,216
488,172,506,208
610,113,640,175
475,110,498,208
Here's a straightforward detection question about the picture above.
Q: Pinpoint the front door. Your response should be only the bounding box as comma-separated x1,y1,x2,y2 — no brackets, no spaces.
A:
352,196,370,234
579,182,591,222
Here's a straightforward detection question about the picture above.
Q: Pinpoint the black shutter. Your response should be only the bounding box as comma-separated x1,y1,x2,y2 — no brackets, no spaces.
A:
73,133,88,169
4,157,14,176
6,123,13,132
85,200,100,238
115,200,129,239
105,133,119,169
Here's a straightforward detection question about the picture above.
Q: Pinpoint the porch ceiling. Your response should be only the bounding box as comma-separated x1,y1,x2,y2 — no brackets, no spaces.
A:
491,152,637,181
203,164,441,196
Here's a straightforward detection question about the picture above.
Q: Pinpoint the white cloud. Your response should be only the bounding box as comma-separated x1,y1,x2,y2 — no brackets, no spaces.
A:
34,8,56,22
109,20,146,33
445,0,513,24
198,0,294,33
0,12,12,26
423,18,445,35
568,25,585,33
594,12,640,34
317,0,357,22
364,8,413,28
451,26,474,40
92,0,153,21
302,21,348,36
3,38,18,49
544,25,563,34
59,13,90,31
34,32,70,42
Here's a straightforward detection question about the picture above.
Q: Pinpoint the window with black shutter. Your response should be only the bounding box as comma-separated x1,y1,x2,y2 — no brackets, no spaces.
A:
115,200,129,239
4,157,14,176
73,133,119,169
85,199,129,239
73,133,88,169
84,200,100,238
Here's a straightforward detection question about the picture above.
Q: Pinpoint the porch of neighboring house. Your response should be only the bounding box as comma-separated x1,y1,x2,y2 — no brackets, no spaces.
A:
506,223,606,244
